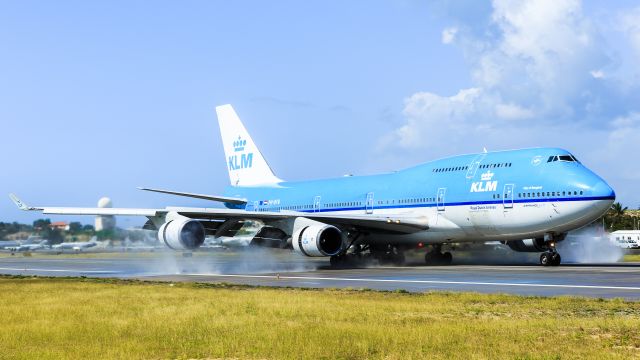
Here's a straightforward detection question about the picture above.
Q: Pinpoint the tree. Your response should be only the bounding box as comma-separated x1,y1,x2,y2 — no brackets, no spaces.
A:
607,202,631,231
46,228,64,245
32,219,51,231
68,222,83,234
82,224,95,232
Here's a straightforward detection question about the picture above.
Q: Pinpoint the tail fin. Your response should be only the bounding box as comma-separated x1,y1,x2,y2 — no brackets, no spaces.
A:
216,104,283,187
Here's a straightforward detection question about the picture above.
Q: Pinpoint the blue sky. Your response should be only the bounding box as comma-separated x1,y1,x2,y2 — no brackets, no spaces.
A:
2,1,640,225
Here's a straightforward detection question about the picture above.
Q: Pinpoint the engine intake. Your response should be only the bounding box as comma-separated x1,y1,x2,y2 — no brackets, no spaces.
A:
158,215,205,250
292,223,345,257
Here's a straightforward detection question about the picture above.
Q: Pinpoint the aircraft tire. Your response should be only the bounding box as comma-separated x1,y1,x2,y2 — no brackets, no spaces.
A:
391,252,406,266
540,252,552,266
442,252,453,265
551,253,561,266
330,254,346,267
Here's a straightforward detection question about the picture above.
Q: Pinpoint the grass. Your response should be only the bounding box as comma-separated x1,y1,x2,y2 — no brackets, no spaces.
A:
624,254,640,262
0,276,638,359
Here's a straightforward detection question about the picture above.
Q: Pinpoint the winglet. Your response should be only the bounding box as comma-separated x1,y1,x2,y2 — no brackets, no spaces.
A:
8,194,39,211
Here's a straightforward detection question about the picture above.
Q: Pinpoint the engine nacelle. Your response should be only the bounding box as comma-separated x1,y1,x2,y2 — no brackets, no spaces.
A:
505,238,547,252
292,222,345,257
158,215,205,250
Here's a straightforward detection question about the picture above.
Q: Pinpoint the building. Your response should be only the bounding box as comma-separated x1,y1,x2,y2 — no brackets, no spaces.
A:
95,197,116,231
609,230,640,249
49,221,69,231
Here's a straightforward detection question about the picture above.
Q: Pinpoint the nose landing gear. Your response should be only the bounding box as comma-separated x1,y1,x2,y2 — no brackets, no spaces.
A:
540,234,562,266
540,251,561,266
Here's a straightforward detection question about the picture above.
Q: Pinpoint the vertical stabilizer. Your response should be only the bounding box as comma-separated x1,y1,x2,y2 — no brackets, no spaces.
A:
216,104,283,187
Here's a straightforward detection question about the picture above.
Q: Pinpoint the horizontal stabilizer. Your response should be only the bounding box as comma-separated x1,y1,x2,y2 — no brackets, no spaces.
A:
138,187,247,205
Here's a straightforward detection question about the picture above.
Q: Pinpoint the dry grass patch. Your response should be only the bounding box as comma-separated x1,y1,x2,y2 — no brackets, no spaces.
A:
0,276,638,359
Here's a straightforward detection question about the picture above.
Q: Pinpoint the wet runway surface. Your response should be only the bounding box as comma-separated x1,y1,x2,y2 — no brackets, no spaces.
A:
1,251,639,299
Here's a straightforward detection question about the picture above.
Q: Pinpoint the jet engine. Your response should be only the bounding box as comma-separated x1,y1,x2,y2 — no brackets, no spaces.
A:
158,215,205,250
292,221,345,257
505,238,547,252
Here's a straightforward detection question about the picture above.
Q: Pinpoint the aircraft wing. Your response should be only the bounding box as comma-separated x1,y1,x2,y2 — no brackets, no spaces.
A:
9,194,428,234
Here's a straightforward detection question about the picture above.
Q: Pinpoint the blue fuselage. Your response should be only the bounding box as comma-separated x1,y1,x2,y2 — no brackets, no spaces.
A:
224,148,614,216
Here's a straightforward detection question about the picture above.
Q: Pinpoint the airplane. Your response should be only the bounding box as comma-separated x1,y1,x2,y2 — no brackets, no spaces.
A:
2,236,49,252
9,104,615,266
52,241,97,251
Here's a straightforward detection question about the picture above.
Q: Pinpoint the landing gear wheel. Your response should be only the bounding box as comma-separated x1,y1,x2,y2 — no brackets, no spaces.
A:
551,253,561,266
391,252,406,266
540,252,552,266
442,252,453,265
425,250,453,265
424,251,436,264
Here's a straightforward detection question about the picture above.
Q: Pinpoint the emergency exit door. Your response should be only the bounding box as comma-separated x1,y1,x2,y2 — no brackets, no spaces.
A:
437,188,446,211
503,184,514,209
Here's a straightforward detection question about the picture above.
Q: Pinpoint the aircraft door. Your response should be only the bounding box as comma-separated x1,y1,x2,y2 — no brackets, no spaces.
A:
313,196,321,212
365,192,374,214
437,188,446,211
503,184,514,209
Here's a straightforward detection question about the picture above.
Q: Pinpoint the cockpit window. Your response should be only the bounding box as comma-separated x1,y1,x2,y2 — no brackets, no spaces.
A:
547,154,579,163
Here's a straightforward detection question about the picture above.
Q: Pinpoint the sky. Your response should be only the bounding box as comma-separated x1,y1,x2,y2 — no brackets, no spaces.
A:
1,0,640,226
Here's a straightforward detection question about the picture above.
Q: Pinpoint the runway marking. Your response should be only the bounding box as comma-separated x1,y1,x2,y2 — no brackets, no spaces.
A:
181,273,640,291
0,267,120,274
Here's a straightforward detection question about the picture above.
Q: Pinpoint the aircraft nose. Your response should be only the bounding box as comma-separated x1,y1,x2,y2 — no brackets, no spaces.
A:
592,180,615,201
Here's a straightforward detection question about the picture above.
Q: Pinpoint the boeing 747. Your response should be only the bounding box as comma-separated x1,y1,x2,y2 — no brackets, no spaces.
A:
10,105,615,266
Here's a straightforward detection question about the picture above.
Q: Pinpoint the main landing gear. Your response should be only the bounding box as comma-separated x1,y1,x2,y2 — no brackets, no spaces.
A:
539,233,562,266
329,243,406,267
424,244,452,265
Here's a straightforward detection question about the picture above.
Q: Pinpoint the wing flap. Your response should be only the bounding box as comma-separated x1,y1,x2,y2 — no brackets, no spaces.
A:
42,207,160,216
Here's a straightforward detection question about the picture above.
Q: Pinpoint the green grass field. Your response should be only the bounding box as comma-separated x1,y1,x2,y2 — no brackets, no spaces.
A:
0,276,638,359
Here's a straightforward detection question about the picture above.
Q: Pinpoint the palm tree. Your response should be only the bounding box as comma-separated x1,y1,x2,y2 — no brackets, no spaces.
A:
609,202,628,229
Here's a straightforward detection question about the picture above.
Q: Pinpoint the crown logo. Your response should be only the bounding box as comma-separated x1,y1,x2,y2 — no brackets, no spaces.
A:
233,136,247,152
481,171,494,181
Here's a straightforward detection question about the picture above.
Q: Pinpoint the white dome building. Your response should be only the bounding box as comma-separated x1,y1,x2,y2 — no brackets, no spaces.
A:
95,197,116,231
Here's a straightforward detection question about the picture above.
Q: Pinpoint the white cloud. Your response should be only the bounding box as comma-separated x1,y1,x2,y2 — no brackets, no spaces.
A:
620,7,640,58
395,88,482,149
441,27,458,44
495,103,534,120
385,0,623,155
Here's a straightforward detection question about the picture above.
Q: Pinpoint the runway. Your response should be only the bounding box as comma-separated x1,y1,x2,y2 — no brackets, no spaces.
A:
0,251,639,299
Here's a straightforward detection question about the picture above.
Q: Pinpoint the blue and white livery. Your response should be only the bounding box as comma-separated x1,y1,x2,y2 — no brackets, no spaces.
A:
10,105,615,266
